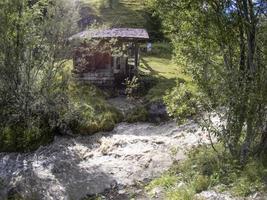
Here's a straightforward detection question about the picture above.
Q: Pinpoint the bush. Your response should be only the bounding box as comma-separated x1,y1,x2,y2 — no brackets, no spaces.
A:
138,74,160,97
231,160,267,196
0,121,53,152
163,82,199,123
125,76,141,99
73,106,122,134
145,78,176,103
0,81,123,152
146,174,177,191
0,0,79,152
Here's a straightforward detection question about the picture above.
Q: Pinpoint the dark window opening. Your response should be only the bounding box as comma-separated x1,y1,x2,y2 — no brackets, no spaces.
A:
116,58,121,70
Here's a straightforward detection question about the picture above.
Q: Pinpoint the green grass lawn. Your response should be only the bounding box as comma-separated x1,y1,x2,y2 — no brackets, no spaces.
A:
139,51,192,103
140,55,178,103
140,56,179,78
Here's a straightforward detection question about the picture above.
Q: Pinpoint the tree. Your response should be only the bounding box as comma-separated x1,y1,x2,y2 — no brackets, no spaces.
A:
0,0,79,151
149,0,267,163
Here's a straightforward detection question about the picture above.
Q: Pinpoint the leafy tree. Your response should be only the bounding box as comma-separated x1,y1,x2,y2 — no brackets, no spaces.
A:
149,0,267,163
0,0,78,151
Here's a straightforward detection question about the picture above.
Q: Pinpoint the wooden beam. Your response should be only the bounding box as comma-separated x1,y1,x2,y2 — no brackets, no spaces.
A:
134,42,139,73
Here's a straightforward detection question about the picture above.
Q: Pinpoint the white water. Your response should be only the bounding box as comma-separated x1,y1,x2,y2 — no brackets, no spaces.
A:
0,120,213,200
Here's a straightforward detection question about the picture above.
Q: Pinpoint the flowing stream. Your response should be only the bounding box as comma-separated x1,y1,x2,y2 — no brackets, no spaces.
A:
0,119,212,200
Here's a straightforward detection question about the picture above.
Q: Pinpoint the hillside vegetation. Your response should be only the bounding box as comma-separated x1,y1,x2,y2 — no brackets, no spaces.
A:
77,0,163,40
79,0,148,28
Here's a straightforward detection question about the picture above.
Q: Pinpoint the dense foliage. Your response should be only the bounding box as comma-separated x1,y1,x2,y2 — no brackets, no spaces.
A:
164,82,199,124
149,0,267,163
0,0,78,151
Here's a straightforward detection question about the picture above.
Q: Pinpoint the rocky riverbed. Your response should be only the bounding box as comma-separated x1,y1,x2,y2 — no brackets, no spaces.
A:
0,120,213,200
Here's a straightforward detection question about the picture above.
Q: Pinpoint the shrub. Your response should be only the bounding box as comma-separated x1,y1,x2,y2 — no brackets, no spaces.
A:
0,0,78,152
0,81,123,152
138,74,160,97
231,160,267,196
72,104,122,134
163,82,199,123
0,122,53,152
145,78,176,103
125,76,141,99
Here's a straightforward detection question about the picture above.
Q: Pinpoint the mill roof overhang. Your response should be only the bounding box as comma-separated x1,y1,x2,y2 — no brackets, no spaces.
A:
69,28,149,42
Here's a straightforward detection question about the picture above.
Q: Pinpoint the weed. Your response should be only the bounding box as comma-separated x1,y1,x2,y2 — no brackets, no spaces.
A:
166,187,195,200
146,174,178,191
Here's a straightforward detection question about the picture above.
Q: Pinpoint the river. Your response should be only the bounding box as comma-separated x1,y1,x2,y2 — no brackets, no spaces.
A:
0,120,212,199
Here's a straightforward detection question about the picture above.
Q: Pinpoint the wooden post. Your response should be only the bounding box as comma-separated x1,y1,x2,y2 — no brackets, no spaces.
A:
134,42,139,75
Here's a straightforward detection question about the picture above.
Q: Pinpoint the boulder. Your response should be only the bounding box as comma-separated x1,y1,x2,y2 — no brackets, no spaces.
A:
195,190,238,200
147,101,169,123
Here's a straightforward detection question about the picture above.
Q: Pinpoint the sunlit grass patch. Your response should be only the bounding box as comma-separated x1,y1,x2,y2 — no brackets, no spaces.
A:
140,56,180,79
145,144,267,199
139,48,193,104
146,174,178,191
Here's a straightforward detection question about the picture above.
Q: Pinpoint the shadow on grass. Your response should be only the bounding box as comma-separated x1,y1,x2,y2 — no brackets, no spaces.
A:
144,77,177,103
140,58,160,76
139,57,187,103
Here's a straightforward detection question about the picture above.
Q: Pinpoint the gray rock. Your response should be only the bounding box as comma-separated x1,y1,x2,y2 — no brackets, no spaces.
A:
247,192,267,200
195,191,238,200
147,101,169,123
108,96,139,116
149,186,164,198
195,191,267,200
177,181,186,188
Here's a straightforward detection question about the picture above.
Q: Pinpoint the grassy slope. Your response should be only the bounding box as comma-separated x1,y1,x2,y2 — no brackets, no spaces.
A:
79,0,147,28
145,145,267,200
